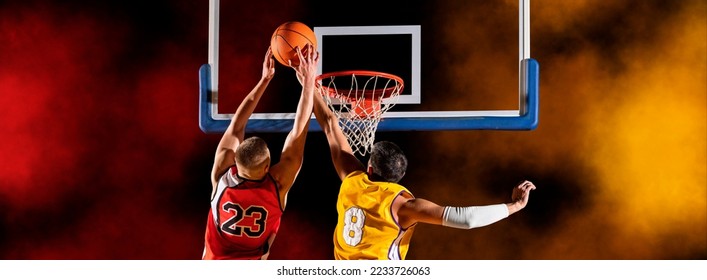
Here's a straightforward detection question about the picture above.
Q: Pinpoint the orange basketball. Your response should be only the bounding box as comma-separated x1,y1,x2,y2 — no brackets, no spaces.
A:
270,21,317,66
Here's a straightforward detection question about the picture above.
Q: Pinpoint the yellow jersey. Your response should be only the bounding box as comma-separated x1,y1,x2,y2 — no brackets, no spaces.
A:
333,171,416,260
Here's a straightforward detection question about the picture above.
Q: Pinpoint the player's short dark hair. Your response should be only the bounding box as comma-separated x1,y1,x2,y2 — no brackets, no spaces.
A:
369,141,407,183
235,136,270,169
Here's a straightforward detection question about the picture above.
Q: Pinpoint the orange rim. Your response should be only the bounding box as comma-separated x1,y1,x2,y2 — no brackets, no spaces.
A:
316,70,404,100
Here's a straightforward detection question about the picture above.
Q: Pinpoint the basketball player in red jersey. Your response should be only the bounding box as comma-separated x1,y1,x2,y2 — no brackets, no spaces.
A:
202,44,319,260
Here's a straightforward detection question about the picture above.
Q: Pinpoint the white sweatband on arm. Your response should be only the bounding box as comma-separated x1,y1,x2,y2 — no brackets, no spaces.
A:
442,204,510,229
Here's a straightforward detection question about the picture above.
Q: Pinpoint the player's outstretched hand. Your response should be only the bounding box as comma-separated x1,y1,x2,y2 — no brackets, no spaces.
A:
292,43,319,86
262,47,275,80
509,180,536,214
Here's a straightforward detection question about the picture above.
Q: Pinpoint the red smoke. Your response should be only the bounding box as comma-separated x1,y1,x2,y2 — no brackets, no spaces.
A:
0,2,206,259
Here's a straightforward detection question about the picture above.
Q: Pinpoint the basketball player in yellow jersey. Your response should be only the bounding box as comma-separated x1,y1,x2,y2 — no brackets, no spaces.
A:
311,92,537,260
333,169,415,259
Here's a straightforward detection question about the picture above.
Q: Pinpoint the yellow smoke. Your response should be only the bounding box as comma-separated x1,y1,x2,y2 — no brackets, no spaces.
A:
407,0,706,259
583,1,707,258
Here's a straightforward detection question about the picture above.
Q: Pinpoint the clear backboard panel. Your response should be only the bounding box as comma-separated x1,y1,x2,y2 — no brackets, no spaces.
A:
199,0,538,133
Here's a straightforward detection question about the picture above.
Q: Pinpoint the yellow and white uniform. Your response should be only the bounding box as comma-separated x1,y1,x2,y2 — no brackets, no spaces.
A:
333,171,416,260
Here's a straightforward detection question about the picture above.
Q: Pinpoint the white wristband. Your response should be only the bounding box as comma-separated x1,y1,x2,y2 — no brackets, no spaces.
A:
442,204,510,229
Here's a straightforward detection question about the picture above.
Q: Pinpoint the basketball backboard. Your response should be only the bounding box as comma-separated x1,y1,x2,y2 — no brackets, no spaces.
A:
199,0,538,133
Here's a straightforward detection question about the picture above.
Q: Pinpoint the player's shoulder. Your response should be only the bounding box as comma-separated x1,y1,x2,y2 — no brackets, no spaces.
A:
268,162,297,180
267,163,299,191
344,170,366,179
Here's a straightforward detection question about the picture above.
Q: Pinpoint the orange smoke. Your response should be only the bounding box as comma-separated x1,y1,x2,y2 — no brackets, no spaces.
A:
406,0,706,259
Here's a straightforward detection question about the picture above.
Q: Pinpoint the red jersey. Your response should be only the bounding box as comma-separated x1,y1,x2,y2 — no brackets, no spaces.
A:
202,166,284,260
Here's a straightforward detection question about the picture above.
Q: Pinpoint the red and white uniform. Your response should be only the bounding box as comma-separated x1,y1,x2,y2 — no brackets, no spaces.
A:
202,166,283,260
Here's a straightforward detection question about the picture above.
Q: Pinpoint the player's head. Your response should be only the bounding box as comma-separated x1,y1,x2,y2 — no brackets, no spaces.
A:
235,136,271,176
368,141,407,183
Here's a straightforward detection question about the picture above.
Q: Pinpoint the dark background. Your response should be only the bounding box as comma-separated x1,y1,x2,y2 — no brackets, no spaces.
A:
1,0,705,260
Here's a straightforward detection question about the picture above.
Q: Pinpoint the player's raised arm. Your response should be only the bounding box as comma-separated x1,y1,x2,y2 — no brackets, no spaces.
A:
211,48,275,191
270,44,318,197
312,83,365,181
396,180,537,229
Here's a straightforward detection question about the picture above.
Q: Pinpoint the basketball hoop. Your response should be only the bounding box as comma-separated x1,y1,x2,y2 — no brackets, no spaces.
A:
316,70,404,156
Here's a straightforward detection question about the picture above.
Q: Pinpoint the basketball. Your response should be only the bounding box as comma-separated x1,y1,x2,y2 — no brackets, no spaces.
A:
270,21,317,66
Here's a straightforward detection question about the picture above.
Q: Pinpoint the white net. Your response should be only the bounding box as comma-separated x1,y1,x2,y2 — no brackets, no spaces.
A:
317,71,403,156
